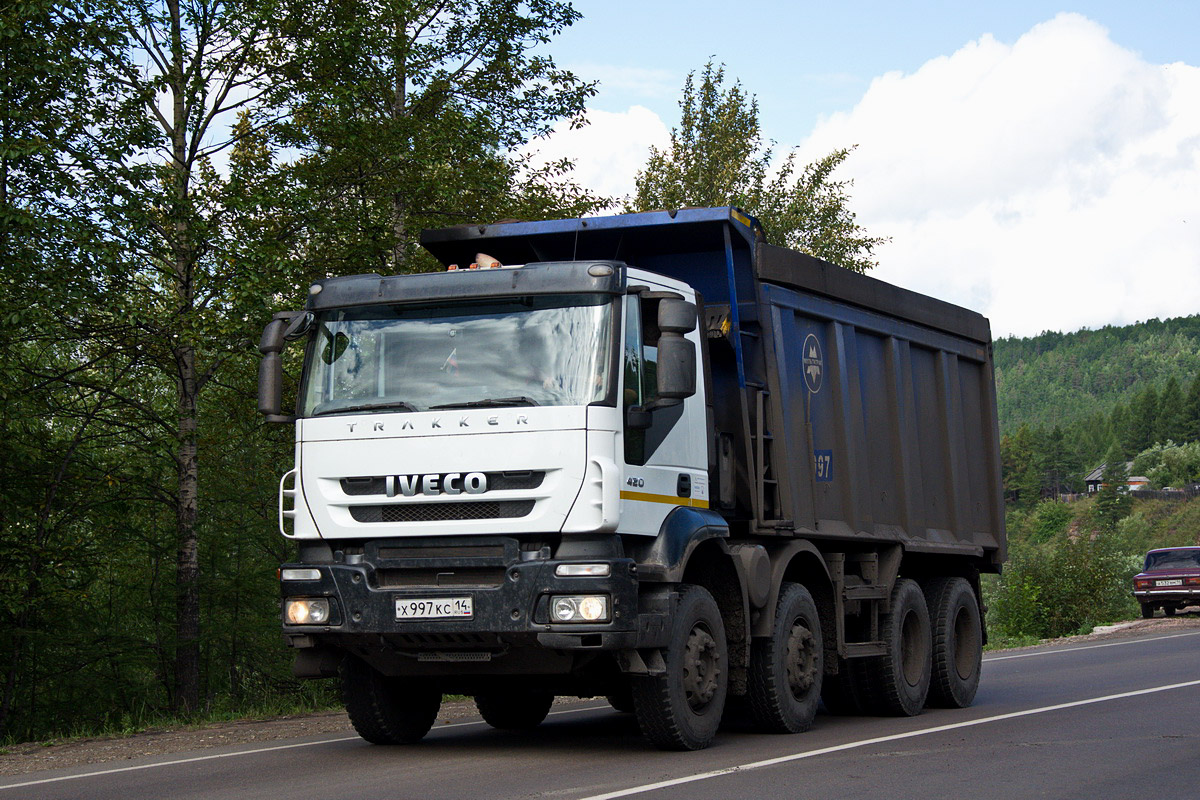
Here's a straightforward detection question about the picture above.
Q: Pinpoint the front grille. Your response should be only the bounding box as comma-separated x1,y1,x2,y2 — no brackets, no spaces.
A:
341,471,544,496
341,477,386,496
378,544,506,560
375,567,507,588
350,500,535,523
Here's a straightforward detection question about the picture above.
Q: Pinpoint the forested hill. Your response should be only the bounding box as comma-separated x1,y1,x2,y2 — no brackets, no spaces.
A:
994,315,1200,434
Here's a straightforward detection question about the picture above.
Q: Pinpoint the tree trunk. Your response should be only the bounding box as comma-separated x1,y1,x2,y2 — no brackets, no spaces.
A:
168,0,200,713
389,20,408,272
174,344,201,712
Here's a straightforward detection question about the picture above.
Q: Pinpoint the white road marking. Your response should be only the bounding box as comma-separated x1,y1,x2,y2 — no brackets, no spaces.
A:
573,678,1200,800
5,631,1198,793
0,704,609,791
983,630,1200,662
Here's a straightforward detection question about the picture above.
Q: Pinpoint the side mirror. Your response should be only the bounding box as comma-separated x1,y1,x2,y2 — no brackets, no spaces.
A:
655,298,697,402
626,406,652,430
655,334,696,400
258,311,304,422
658,298,697,334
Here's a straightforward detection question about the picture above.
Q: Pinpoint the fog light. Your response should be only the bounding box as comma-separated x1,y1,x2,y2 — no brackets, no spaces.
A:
549,595,609,623
555,563,611,578
553,598,577,621
285,598,331,625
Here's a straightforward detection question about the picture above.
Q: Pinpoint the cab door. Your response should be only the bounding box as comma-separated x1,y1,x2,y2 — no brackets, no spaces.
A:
618,289,709,535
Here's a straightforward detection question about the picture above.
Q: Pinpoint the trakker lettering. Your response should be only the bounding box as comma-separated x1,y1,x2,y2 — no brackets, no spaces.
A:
385,472,488,497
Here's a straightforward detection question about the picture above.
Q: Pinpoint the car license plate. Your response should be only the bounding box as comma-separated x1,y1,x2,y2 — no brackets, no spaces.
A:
395,596,473,620
1156,579,1183,587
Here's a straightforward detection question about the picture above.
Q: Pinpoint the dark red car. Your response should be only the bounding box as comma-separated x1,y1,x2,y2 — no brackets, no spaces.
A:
1133,547,1200,618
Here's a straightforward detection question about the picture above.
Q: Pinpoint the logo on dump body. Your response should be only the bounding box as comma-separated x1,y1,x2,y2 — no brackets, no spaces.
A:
385,472,488,497
802,334,823,394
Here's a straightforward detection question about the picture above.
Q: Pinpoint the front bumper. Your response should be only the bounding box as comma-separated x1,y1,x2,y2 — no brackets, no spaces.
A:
280,537,665,655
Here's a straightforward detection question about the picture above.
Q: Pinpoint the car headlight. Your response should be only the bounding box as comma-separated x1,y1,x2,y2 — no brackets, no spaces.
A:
551,595,609,623
285,598,331,625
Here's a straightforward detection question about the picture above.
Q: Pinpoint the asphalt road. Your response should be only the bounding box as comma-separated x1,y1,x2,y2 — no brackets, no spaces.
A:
4,629,1199,800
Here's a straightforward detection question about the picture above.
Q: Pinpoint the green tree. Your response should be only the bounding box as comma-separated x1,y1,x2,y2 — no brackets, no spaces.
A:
628,61,886,273
1094,444,1132,529
267,0,603,275
1002,424,1043,507
1182,374,1200,443
1156,375,1186,443
1126,384,1161,454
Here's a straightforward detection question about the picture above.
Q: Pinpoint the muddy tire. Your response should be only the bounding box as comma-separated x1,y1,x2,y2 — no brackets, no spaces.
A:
923,577,982,708
859,578,932,716
475,689,554,730
342,657,441,744
631,585,728,750
747,582,824,733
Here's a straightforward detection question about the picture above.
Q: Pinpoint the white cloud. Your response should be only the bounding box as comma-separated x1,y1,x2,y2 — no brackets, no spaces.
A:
792,13,1200,337
521,106,670,201
570,64,680,100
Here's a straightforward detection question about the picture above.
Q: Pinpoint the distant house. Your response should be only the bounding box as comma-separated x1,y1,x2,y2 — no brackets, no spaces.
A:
1085,462,1149,492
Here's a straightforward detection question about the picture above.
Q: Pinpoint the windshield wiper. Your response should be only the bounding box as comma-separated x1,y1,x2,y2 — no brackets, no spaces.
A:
312,400,418,416
428,396,540,410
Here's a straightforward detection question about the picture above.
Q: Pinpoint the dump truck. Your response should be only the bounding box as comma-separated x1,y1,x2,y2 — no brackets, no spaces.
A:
258,207,1006,750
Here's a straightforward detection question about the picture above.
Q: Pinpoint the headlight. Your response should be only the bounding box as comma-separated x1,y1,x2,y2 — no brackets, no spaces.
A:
551,595,609,623
285,598,331,624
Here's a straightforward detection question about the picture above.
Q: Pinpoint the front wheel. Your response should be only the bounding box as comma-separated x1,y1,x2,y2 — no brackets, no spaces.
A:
1164,605,1177,617
632,584,728,751
747,582,824,733
342,657,441,744
475,689,554,730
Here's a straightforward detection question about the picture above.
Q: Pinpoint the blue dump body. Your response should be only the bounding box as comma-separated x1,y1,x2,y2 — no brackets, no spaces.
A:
422,207,1005,570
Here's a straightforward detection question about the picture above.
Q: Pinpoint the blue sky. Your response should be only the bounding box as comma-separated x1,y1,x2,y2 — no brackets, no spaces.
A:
551,1,1199,144
527,3,1200,337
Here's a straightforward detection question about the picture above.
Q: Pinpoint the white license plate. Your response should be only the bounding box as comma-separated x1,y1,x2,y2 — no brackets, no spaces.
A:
396,596,473,620
1156,579,1183,587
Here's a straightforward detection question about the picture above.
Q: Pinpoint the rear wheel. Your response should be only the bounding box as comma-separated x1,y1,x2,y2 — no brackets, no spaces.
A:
342,657,441,744
632,585,728,751
859,579,931,716
475,689,554,730
747,582,824,733
923,577,982,708
1141,604,1155,619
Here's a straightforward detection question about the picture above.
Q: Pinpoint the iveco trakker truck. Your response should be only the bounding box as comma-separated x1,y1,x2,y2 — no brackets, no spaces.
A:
258,207,1005,750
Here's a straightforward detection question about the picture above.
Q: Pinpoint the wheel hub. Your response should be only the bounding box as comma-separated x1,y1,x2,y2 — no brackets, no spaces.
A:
683,624,721,710
785,622,817,697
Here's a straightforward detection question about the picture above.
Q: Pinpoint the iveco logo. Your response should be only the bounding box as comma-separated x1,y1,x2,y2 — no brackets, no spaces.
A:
385,472,488,497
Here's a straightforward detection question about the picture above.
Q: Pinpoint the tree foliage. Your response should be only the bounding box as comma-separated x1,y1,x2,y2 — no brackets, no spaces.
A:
0,0,597,742
628,61,886,273
265,0,606,274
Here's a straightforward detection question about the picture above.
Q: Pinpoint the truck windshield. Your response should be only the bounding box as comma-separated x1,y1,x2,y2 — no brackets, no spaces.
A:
300,294,614,416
